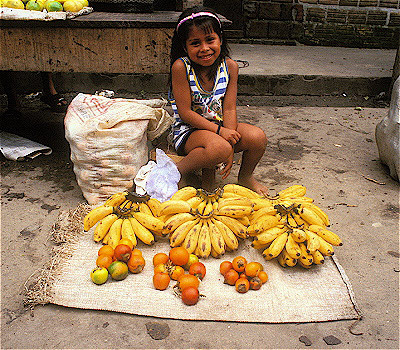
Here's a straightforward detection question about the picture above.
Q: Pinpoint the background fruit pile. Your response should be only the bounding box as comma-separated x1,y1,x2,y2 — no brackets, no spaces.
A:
1,0,89,12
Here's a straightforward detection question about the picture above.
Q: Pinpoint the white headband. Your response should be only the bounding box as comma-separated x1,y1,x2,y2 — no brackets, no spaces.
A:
176,12,221,31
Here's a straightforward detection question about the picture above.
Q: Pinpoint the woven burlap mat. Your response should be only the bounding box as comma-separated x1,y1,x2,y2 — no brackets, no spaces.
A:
24,205,361,323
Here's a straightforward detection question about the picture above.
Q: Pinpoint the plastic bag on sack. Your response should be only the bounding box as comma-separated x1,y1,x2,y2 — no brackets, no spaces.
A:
145,148,181,202
64,93,170,205
134,161,156,195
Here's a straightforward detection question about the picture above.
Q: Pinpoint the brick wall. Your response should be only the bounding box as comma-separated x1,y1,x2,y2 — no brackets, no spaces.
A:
239,0,400,48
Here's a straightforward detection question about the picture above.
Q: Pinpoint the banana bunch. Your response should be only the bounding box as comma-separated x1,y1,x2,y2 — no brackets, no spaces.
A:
162,184,263,258
249,185,343,268
83,191,165,248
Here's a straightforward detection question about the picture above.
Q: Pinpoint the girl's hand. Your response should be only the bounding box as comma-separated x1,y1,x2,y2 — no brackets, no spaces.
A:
219,148,234,179
219,126,241,146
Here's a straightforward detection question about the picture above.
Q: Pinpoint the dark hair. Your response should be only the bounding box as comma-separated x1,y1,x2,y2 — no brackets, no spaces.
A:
169,6,230,84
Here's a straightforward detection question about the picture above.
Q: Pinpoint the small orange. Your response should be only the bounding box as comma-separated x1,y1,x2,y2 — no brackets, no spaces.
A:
131,248,142,257
170,265,185,281
244,261,263,278
154,263,168,275
127,254,146,274
118,238,134,250
153,272,170,290
224,269,239,286
98,245,114,257
177,273,200,291
153,252,170,267
232,256,247,273
96,254,113,269
169,247,189,266
235,277,250,293
257,270,269,284
113,244,132,262
219,260,233,276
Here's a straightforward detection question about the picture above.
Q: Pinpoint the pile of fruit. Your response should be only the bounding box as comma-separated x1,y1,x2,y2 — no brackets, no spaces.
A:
1,0,89,12
219,256,268,293
84,183,343,269
152,247,205,306
84,192,165,248
90,241,145,285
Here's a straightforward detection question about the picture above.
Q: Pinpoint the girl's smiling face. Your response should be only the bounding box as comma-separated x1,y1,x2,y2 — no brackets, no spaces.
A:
185,25,222,68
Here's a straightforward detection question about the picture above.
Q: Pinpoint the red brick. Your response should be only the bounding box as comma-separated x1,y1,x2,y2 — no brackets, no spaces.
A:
348,10,368,24
379,0,400,8
326,9,347,23
339,0,358,6
318,0,339,5
259,3,282,20
359,0,379,6
305,7,326,22
366,10,388,25
388,13,400,26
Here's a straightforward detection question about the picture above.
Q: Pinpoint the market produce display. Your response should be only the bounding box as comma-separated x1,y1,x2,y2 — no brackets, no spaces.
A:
219,256,268,293
90,244,145,285
1,0,89,12
85,183,343,269
152,247,204,306
84,192,165,248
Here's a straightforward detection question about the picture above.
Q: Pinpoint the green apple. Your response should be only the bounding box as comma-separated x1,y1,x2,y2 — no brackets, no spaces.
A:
25,0,43,10
45,0,63,11
90,267,108,285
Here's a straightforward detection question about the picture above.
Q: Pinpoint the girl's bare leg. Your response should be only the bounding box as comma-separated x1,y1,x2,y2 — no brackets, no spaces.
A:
176,130,232,190
235,123,269,196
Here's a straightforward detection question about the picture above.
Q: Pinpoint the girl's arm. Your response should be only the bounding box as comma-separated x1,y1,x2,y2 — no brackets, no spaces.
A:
222,58,239,131
171,59,220,133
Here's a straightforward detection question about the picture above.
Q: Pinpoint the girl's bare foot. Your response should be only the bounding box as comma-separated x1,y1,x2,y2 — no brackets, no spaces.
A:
238,175,268,197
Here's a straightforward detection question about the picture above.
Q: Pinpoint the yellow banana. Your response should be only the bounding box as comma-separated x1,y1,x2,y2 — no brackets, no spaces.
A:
195,198,208,214
182,220,203,254
299,242,313,266
107,218,124,249
223,184,260,199
308,225,343,246
114,200,137,216
128,216,155,245
202,199,214,217
290,228,307,243
218,196,254,209
282,247,297,267
169,218,199,247
217,205,253,218
211,246,223,259
137,202,153,216
262,246,276,260
247,215,280,236
277,251,287,267
93,213,119,242
305,229,321,253
236,215,250,227
285,232,302,259
311,250,325,264
170,186,198,201
298,259,312,269
121,218,137,247
214,215,247,239
221,191,242,199
299,206,326,227
291,212,307,227
251,197,274,210
265,231,289,258
278,185,307,199
283,196,314,204
102,230,111,245
104,191,128,207
84,205,114,232
315,235,334,256
146,197,161,217
251,239,269,250
253,227,284,245
208,218,226,256
158,199,192,216
187,195,203,210
249,206,277,224
212,218,239,251
196,220,212,258
302,202,330,226
133,211,165,236
163,212,196,234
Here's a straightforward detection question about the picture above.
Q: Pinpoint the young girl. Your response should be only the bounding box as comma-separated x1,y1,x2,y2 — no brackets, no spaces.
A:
169,6,268,196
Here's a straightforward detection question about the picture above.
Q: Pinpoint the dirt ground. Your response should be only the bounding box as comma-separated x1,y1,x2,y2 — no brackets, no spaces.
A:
1,95,399,349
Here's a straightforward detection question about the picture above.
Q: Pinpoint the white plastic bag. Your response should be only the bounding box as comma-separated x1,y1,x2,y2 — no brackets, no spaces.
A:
64,93,172,204
145,148,181,202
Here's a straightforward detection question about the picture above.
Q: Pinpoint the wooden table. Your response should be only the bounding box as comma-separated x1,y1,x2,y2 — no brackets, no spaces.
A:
0,11,183,74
